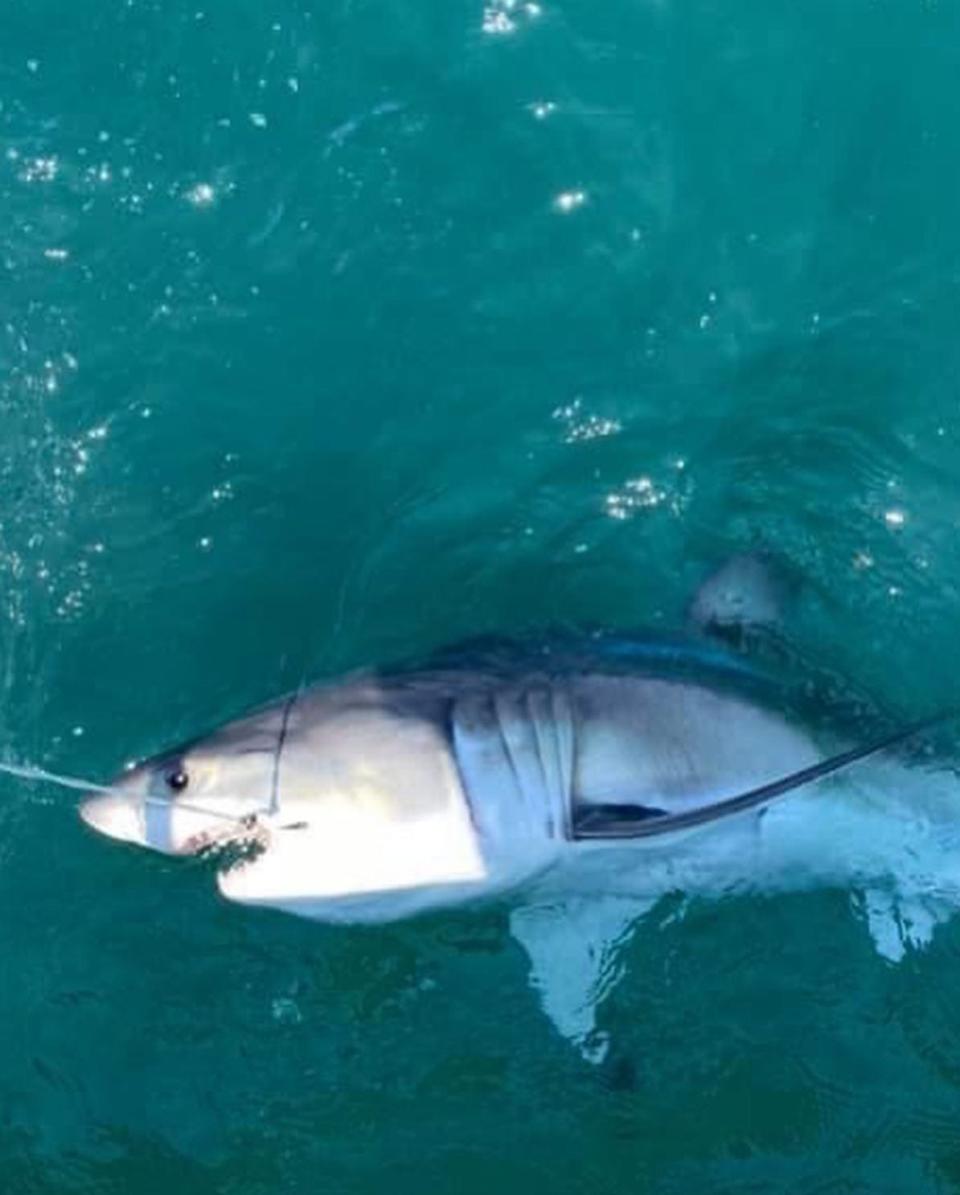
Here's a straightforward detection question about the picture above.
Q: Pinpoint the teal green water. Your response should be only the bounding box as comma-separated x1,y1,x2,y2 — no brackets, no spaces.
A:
6,0,960,1190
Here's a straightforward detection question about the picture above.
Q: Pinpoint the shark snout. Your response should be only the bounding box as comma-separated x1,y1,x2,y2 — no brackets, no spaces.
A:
80,792,146,847
80,784,252,856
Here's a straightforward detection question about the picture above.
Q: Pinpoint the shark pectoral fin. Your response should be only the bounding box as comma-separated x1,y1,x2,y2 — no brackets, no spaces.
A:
688,551,795,637
854,889,949,963
509,896,655,1063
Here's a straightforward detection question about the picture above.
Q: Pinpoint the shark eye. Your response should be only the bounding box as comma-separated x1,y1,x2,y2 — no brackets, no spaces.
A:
166,769,189,792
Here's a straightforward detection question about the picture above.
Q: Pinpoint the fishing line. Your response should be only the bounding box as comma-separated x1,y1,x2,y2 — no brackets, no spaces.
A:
0,760,254,826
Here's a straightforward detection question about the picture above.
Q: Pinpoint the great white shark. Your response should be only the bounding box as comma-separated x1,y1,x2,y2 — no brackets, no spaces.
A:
79,555,960,1060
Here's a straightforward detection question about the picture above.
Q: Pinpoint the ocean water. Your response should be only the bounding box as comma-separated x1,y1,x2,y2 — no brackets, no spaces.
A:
5,0,960,1190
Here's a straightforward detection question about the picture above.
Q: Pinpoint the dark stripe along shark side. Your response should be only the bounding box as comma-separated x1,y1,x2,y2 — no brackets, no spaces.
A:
79,555,960,1061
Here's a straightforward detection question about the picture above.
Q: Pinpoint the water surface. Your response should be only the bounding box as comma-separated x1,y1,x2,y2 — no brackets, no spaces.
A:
4,1,960,1190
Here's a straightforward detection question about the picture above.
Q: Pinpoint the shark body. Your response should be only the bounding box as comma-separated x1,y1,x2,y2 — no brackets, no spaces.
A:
80,556,960,1058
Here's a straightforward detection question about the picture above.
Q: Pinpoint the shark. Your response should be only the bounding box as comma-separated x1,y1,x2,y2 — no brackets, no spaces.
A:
79,555,960,1060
